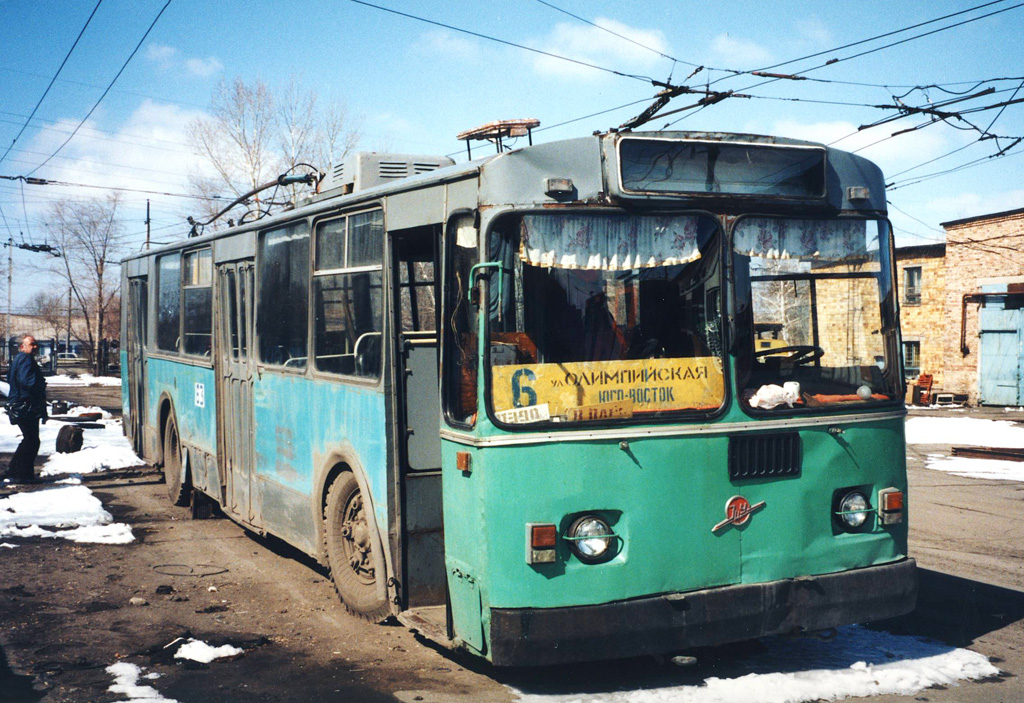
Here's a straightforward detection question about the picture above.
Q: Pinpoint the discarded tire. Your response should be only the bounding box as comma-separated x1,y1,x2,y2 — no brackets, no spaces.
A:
56,425,84,453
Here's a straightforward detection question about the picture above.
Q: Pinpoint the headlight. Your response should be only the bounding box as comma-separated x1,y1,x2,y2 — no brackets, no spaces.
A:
567,515,614,563
838,491,870,528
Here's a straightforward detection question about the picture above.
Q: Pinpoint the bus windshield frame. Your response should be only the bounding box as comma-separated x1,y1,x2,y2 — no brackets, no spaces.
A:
481,210,728,430
732,215,903,414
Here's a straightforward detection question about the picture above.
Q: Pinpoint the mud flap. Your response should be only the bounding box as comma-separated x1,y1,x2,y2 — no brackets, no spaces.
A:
447,562,485,654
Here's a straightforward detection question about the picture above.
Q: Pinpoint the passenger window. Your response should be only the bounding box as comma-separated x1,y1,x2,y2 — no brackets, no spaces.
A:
156,254,181,352
443,215,478,425
257,221,310,368
182,248,212,357
313,210,384,378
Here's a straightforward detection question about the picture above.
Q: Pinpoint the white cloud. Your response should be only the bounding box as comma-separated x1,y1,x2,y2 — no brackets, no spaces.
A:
922,189,1024,224
796,18,832,47
415,29,484,62
532,19,671,80
185,56,224,77
707,34,773,69
144,43,177,65
143,43,222,78
766,118,956,177
20,100,208,213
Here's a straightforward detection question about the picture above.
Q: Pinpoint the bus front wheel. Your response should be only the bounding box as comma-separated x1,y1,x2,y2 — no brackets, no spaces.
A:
324,472,390,621
163,415,189,506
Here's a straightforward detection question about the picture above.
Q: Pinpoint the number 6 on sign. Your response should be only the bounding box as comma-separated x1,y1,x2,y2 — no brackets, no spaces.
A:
511,368,537,408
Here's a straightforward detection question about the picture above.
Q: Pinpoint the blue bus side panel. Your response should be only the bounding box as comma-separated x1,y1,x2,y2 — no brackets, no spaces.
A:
252,373,388,555
146,358,217,454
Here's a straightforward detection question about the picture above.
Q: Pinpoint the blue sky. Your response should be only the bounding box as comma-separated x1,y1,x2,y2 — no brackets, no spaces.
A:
1,0,1023,306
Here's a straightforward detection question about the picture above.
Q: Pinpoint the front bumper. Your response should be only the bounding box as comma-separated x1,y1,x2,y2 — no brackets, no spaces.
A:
489,557,917,666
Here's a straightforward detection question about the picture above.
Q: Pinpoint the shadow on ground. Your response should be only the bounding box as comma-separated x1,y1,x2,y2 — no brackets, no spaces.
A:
493,567,1021,698
0,643,43,703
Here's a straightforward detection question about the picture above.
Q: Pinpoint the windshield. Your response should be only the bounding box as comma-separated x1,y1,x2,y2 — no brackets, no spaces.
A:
733,216,901,411
486,213,725,426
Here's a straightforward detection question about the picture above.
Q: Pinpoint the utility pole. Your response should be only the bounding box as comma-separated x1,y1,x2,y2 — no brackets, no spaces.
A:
6,236,12,365
3,237,61,363
66,286,72,358
145,199,151,250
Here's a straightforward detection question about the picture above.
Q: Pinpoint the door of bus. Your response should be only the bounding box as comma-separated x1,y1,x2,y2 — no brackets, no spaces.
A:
125,277,148,455
214,262,257,524
392,232,446,617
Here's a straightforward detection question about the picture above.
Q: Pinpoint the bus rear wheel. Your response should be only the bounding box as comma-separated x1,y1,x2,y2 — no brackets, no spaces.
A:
324,472,391,621
163,415,189,506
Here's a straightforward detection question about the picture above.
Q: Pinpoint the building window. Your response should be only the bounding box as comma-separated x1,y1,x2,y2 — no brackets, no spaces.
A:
903,340,921,379
903,266,922,305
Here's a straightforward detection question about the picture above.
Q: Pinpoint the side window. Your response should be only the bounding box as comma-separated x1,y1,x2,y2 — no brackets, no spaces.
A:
156,254,181,352
313,210,384,378
903,266,922,305
182,248,213,356
443,215,478,425
903,340,921,379
397,233,437,333
258,221,310,368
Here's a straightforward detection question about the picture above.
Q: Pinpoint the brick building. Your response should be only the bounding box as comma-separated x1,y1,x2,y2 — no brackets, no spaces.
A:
895,243,946,386
939,207,1024,405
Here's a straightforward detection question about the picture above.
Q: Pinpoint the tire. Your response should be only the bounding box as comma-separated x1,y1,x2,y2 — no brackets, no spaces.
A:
324,472,391,621
56,425,84,453
162,415,189,506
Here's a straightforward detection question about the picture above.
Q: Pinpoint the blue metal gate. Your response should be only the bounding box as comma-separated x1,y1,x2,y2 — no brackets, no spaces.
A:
979,291,1024,406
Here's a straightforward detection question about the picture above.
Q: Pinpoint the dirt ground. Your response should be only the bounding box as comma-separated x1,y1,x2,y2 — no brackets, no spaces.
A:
1,391,1023,702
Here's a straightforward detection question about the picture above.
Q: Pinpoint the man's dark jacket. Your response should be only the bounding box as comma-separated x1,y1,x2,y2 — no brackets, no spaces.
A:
8,352,47,421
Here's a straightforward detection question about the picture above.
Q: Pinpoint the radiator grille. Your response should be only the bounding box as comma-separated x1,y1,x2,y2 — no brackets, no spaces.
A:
729,433,801,480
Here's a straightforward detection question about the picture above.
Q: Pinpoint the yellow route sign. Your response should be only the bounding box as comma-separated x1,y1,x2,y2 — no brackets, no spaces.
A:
492,357,724,422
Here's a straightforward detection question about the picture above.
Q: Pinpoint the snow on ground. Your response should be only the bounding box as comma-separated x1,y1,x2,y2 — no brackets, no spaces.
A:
48,373,122,387
106,662,177,703
174,638,244,663
0,484,134,544
0,411,143,474
925,454,1024,482
511,626,998,703
905,416,1024,447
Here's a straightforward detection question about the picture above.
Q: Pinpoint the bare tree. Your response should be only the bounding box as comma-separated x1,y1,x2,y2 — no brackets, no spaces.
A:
26,291,67,339
187,77,360,227
46,194,126,374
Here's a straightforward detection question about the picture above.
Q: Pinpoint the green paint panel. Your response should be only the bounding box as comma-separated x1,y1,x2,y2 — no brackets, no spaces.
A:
441,417,909,639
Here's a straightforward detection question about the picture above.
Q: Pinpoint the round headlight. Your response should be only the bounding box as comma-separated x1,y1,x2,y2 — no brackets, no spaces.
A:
567,515,614,563
838,491,870,528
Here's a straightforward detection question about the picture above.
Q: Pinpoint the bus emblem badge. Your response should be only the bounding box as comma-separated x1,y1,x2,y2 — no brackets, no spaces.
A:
712,495,766,533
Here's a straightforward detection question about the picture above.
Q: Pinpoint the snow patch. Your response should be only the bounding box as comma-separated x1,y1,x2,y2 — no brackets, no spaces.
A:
511,626,998,703
174,638,244,663
905,416,1024,447
0,485,134,544
49,373,123,387
106,661,177,703
925,454,1024,482
0,415,139,465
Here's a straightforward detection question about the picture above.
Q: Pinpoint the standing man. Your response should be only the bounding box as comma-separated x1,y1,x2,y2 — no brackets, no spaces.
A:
3,335,47,483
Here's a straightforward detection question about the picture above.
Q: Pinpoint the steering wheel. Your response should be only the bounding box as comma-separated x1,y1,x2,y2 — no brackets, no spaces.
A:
754,345,824,365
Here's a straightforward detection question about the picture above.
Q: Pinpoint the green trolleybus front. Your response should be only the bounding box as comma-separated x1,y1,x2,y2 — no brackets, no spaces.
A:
440,132,916,665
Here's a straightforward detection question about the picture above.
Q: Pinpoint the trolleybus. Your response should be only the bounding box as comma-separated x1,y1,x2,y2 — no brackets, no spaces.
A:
121,130,916,665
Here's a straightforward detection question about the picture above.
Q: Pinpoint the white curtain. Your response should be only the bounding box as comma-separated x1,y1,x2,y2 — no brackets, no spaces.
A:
519,215,703,270
733,217,870,260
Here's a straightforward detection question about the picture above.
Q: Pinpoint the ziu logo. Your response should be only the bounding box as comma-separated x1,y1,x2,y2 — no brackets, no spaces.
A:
711,495,766,534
